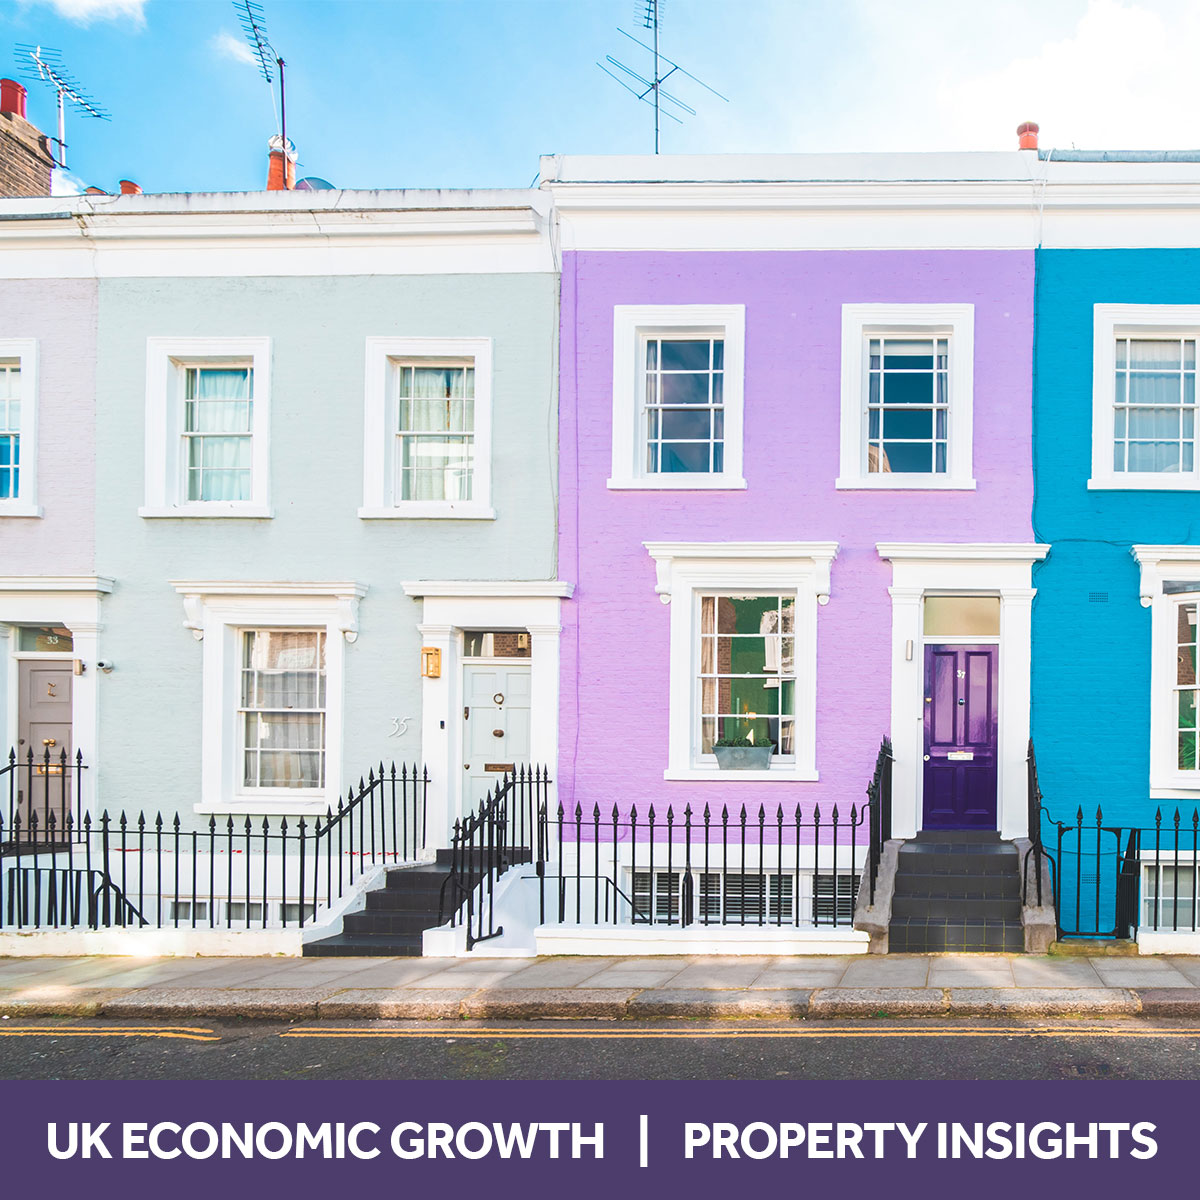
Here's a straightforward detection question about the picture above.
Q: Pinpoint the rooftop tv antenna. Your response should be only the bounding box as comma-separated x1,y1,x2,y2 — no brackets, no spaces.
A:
597,0,727,154
234,0,292,182
14,44,109,169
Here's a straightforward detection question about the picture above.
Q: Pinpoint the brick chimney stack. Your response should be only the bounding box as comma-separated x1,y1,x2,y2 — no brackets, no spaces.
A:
266,136,296,191
0,79,56,197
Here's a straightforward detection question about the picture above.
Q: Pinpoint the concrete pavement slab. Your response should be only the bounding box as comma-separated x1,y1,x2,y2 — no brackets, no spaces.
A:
928,961,1016,987
668,961,777,988
747,967,849,988
412,966,531,989
318,989,474,1019
1164,957,1200,984
947,988,1140,1015
839,958,930,986
493,960,611,988
1011,958,1103,986
461,988,637,1019
318,962,441,988
627,988,811,1018
581,968,686,988
808,987,947,1016
1089,961,1194,987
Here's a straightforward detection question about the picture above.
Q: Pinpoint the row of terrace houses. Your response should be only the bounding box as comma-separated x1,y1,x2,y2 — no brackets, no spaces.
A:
2,93,1199,956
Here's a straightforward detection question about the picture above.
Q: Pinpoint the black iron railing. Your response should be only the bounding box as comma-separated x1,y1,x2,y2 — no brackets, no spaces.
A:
536,798,866,929
0,754,427,932
1047,804,1200,939
2,747,86,843
1022,740,1055,907
439,766,550,949
866,737,892,905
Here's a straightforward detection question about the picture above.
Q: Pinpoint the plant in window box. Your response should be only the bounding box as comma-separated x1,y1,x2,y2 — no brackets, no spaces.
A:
712,735,775,771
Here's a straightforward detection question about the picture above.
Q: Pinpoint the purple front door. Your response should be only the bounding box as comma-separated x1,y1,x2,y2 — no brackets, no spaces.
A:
922,644,998,830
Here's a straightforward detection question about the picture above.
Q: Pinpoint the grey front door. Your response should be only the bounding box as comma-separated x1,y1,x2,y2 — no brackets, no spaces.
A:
17,660,73,826
462,664,531,810
922,644,998,830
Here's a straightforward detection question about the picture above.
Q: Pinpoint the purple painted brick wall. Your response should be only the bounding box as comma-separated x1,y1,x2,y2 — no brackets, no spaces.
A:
558,250,1034,814
0,278,96,574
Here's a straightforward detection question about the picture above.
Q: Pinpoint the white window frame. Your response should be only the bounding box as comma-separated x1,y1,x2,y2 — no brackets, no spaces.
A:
644,541,837,782
837,304,975,490
610,305,746,490
171,581,365,815
0,339,40,517
1133,546,1200,798
141,337,272,519
360,336,495,520
1090,306,1200,491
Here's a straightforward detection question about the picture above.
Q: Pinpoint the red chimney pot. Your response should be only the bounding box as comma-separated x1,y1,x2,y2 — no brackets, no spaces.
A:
118,179,142,195
0,79,27,119
1017,121,1040,151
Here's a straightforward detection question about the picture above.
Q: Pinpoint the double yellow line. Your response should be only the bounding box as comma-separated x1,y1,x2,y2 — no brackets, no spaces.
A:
0,1025,219,1041
280,1024,1200,1040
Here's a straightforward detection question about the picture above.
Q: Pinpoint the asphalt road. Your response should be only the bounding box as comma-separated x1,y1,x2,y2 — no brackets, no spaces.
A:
1,1018,1200,1080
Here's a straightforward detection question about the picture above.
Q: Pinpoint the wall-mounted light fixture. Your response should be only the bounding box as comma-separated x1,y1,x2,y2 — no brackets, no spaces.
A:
420,647,441,678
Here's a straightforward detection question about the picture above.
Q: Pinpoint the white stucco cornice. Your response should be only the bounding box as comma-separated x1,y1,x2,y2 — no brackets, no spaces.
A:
877,544,1050,563
170,580,367,642
401,581,575,599
644,541,839,604
0,575,114,594
0,189,553,279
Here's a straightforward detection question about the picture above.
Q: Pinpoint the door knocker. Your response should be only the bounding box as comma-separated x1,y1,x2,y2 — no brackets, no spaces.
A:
493,693,504,706
46,682,57,697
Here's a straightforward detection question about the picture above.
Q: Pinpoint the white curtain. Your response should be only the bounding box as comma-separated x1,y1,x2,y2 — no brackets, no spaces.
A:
1123,341,1195,473
187,368,252,501
398,366,474,501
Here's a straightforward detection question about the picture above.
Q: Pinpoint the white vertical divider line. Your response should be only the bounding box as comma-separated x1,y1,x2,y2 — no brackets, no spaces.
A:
639,1113,649,1168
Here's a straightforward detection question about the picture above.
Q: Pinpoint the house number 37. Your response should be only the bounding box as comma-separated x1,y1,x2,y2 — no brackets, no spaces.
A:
956,670,966,679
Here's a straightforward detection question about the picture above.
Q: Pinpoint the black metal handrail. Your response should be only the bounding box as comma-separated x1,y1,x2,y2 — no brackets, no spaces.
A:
866,737,892,905
536,797,866,929
1022,739,1056,908
438,766,550,950
0,753,428,933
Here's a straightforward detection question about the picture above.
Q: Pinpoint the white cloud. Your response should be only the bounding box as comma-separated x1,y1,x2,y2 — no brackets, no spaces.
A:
23,0,148,25
936,0,1200,150
212,30,258,68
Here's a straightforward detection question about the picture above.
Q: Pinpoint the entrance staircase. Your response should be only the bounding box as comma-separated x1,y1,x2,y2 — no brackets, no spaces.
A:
303,844,528,957
302,854,455,957
888,831,1023,953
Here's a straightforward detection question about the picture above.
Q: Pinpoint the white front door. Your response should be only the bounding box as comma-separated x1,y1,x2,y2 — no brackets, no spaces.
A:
462,663,531,812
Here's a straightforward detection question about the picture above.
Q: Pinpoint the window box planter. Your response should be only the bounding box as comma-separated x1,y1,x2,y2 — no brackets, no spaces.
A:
713,744,775,771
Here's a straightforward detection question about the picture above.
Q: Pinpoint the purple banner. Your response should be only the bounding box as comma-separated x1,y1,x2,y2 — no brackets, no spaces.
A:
5,1080,1194,1198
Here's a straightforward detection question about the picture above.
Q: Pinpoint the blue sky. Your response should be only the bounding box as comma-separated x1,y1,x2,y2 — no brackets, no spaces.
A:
2,0,1198,194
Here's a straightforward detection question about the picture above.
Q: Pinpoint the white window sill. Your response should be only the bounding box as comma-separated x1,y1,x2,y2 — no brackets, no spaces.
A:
664,766,819,783
1149,781,1200,800
835,476,977,491
1089,476,1200,491
0,501,43,517
140,504,274,519
608,476,748,491
195,797,333,817
358,502,496,520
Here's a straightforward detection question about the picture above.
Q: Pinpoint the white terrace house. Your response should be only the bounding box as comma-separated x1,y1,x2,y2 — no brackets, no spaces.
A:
0,186,568,954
